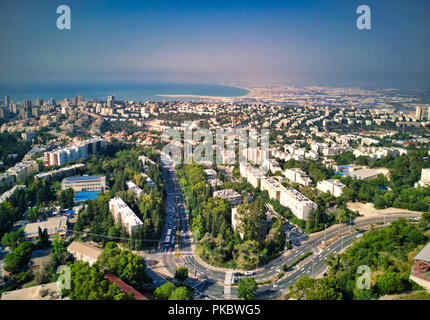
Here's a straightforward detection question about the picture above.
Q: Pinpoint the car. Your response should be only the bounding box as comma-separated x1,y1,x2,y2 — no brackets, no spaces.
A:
244,271,254,276
168,248,173,252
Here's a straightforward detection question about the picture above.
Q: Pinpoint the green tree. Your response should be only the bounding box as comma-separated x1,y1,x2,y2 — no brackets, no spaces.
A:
154,282,175,300
174,267,189,283
37,227,51,249
62,261,132,300
1,228,25,250
168,286,192,300
376,271,404,295
289,276,343,300
59,188,75,209
419,212,430,231
238,277,258,300
4,241,34,273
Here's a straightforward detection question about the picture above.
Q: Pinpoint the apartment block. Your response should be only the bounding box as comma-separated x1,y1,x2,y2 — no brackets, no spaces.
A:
109,196,143,235
43,138,106,167
213,189,242,207
6,160,39,183
317,179,346,197
284,168,312,186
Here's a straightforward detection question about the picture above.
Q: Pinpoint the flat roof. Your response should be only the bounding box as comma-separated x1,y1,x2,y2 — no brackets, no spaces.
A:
64,175,105,181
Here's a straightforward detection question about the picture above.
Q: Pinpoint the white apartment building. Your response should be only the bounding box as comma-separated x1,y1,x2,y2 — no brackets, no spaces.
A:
260,176,317,221
126,180,142,197
239,163,264,188
415,168,430,187
279,186,317,221
317,179,346,197
353,146,408,161
6,160,39,183
0,185,26,203
284,168,312,186
109,196,143,235
43,138,106,167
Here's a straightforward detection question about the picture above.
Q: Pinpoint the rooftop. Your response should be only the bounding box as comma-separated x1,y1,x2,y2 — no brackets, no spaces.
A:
414,243,430,263
63,175,105,182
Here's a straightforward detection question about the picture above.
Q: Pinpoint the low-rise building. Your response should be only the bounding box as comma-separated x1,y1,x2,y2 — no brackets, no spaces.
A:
213,189,242,207
409,242,430,292
24,216,68,241
317,179,346,197
67,241,103,266
126,180,142,197
61,175,106,192
109,196,143,235
349,168,379,180
284,168,312,186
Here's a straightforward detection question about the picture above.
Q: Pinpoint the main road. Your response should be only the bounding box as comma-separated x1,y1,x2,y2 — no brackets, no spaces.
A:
154,157,421,299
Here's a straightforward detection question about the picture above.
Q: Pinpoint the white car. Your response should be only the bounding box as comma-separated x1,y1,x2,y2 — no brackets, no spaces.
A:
244,271,255,276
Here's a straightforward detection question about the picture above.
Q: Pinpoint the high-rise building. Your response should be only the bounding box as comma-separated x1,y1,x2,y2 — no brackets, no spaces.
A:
24,100,32,110
415,106,424,121
107,95,115,108
5,95,10,106
35,98,43,107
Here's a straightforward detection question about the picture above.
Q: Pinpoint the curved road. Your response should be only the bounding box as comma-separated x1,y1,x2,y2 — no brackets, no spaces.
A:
155,161,421,300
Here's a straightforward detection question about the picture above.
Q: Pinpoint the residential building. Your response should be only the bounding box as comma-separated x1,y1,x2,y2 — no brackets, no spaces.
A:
415,168,430,188
317,179,346,197
67,241,103,266
34,163,85,182
126,180,142,197
278,185,317,220
43,138,106,166
61,175,106,192
213,189,242,207
6,160,39,183
0,185,26,203
284,168,312,186
109,196,143,235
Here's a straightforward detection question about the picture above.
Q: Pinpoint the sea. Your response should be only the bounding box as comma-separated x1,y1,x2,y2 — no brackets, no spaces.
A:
0,82,249,103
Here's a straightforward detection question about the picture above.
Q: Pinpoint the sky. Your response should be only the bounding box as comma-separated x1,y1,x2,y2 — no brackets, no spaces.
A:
0,0,430,89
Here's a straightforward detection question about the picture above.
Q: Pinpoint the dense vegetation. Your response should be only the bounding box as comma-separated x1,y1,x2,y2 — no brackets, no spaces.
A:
289,218,430,300
177,163,288,270
0,132,32,170
74,147,165,249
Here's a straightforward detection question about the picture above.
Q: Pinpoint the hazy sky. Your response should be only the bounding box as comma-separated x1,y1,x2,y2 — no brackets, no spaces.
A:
1,0,430,88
